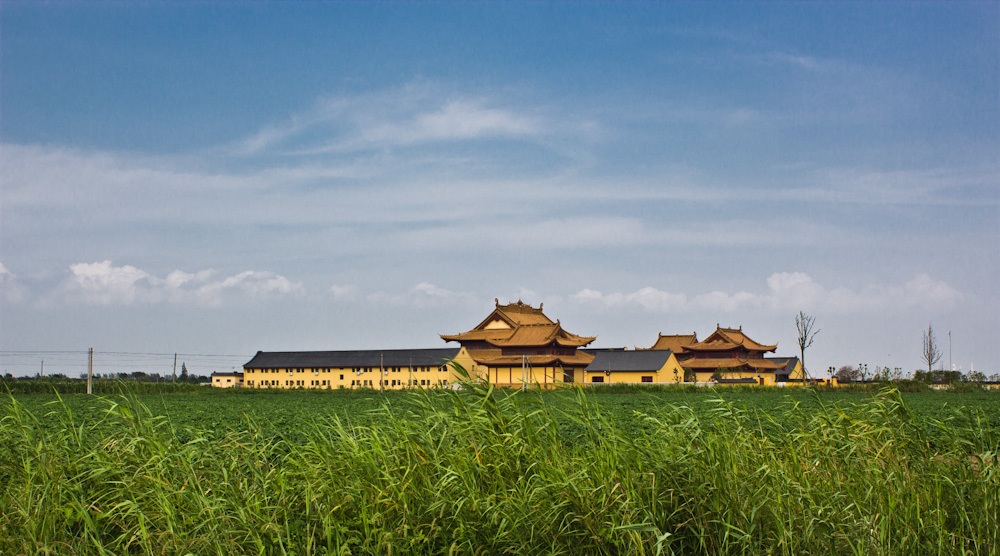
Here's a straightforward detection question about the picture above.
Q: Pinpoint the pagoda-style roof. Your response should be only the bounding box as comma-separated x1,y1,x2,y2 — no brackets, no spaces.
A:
680,357,785,371
683,325,777,353
641,333,698,352
441,299,596,349
467,348,595,368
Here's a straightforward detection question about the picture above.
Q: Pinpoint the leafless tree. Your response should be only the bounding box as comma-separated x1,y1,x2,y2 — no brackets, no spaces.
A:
922,324,942,374
796,311,819,379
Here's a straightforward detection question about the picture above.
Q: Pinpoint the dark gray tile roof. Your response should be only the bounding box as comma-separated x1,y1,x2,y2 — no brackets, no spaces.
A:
585,350,674,372
244,348,460,369
767,357,800,376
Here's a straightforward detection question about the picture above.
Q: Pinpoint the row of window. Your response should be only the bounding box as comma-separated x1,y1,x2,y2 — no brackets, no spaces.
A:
250,366,446,374
244,379,449,388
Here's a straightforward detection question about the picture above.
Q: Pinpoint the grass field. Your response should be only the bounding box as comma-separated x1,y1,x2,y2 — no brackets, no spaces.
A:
2,380,998,555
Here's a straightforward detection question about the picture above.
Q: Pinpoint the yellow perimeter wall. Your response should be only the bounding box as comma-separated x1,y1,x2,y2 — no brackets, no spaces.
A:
583,352,686,384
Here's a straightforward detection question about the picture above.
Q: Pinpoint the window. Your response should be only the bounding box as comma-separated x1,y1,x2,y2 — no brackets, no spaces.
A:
641,376,653,383
592,377,604,383
340,374,344,380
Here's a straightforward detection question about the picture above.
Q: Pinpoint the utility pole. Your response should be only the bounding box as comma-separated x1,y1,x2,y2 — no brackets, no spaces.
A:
173,353,177,382
949,331,952,371
87,348,93,395
380,352,384,392
40,360,44,377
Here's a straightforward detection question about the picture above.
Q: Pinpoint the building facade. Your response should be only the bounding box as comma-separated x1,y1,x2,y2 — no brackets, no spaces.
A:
242,348,467,390
211,371,244,388
440,299,596,387
645,325,788,385
583,349,686,384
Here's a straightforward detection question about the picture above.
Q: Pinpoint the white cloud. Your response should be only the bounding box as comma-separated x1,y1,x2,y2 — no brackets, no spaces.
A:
367,282,478,308
62,261,303,307
329,284,357,300
0,262,25,303
571,272,961,315
234,83,547,156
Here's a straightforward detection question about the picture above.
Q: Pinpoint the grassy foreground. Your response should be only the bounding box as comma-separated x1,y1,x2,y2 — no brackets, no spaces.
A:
1,379,997,555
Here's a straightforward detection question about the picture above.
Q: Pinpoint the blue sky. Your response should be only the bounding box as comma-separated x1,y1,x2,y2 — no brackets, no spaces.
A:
1,1,997,378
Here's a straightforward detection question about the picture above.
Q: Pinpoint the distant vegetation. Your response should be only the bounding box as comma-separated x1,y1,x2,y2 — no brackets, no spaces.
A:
2,377,996,555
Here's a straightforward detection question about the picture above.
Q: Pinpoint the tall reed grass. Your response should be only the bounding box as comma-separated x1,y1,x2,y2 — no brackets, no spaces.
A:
2,368,996,555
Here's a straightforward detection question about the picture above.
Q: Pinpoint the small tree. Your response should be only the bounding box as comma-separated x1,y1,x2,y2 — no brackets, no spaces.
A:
795,311,819,379
180,363,189,382
921,324,942,375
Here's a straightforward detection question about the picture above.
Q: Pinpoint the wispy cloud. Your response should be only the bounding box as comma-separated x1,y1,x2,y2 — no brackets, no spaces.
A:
61,261,303,307
571,272,962,315
366,282,478,308
233,83,547,156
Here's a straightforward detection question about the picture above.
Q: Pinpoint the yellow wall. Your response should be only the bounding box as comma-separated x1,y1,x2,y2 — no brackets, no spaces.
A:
476,364,584,388
243,363,457,390
583,353,687,384
787,360,805,380
211,374,243,388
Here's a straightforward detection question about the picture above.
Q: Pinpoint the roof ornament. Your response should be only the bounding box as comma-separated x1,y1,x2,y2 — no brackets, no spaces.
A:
495,298,499,307
539,302,543,310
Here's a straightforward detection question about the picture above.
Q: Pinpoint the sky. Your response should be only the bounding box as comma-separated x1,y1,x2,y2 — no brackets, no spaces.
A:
1,1,998,378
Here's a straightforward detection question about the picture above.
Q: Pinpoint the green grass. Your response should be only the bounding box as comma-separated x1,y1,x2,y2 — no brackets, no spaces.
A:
2,377,997,555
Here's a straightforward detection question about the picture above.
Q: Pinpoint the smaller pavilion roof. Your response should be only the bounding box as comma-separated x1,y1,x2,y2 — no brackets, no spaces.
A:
642,333,698,352
680,357,785,371
683,325,777,353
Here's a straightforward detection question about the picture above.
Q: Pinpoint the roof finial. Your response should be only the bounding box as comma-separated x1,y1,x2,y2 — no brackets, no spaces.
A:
495,298,499,307
539,302,543,310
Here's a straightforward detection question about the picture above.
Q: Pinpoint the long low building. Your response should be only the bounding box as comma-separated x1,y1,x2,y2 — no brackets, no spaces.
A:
583,349,685,384
243,348,466,390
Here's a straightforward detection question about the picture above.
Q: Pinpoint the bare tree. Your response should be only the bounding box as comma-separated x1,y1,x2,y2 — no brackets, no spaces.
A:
796,311,820,379
922,324,942,374
833,365,859,382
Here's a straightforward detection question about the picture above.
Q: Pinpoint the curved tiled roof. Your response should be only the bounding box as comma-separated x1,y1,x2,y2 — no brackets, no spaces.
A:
441,300,595,348
680,357,785,370
469,350,595,367
683,325,777,353
642,333,698,352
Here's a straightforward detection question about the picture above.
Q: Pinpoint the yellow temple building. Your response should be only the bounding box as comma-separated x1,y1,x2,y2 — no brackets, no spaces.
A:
236,300,806,390
440,299,596,387
644,325,791,385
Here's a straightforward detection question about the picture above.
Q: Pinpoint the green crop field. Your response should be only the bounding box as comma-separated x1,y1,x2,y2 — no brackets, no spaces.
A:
2,382,998,555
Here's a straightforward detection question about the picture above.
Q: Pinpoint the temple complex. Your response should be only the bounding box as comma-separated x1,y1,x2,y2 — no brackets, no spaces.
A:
440,299,596,386
644,325,788,384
